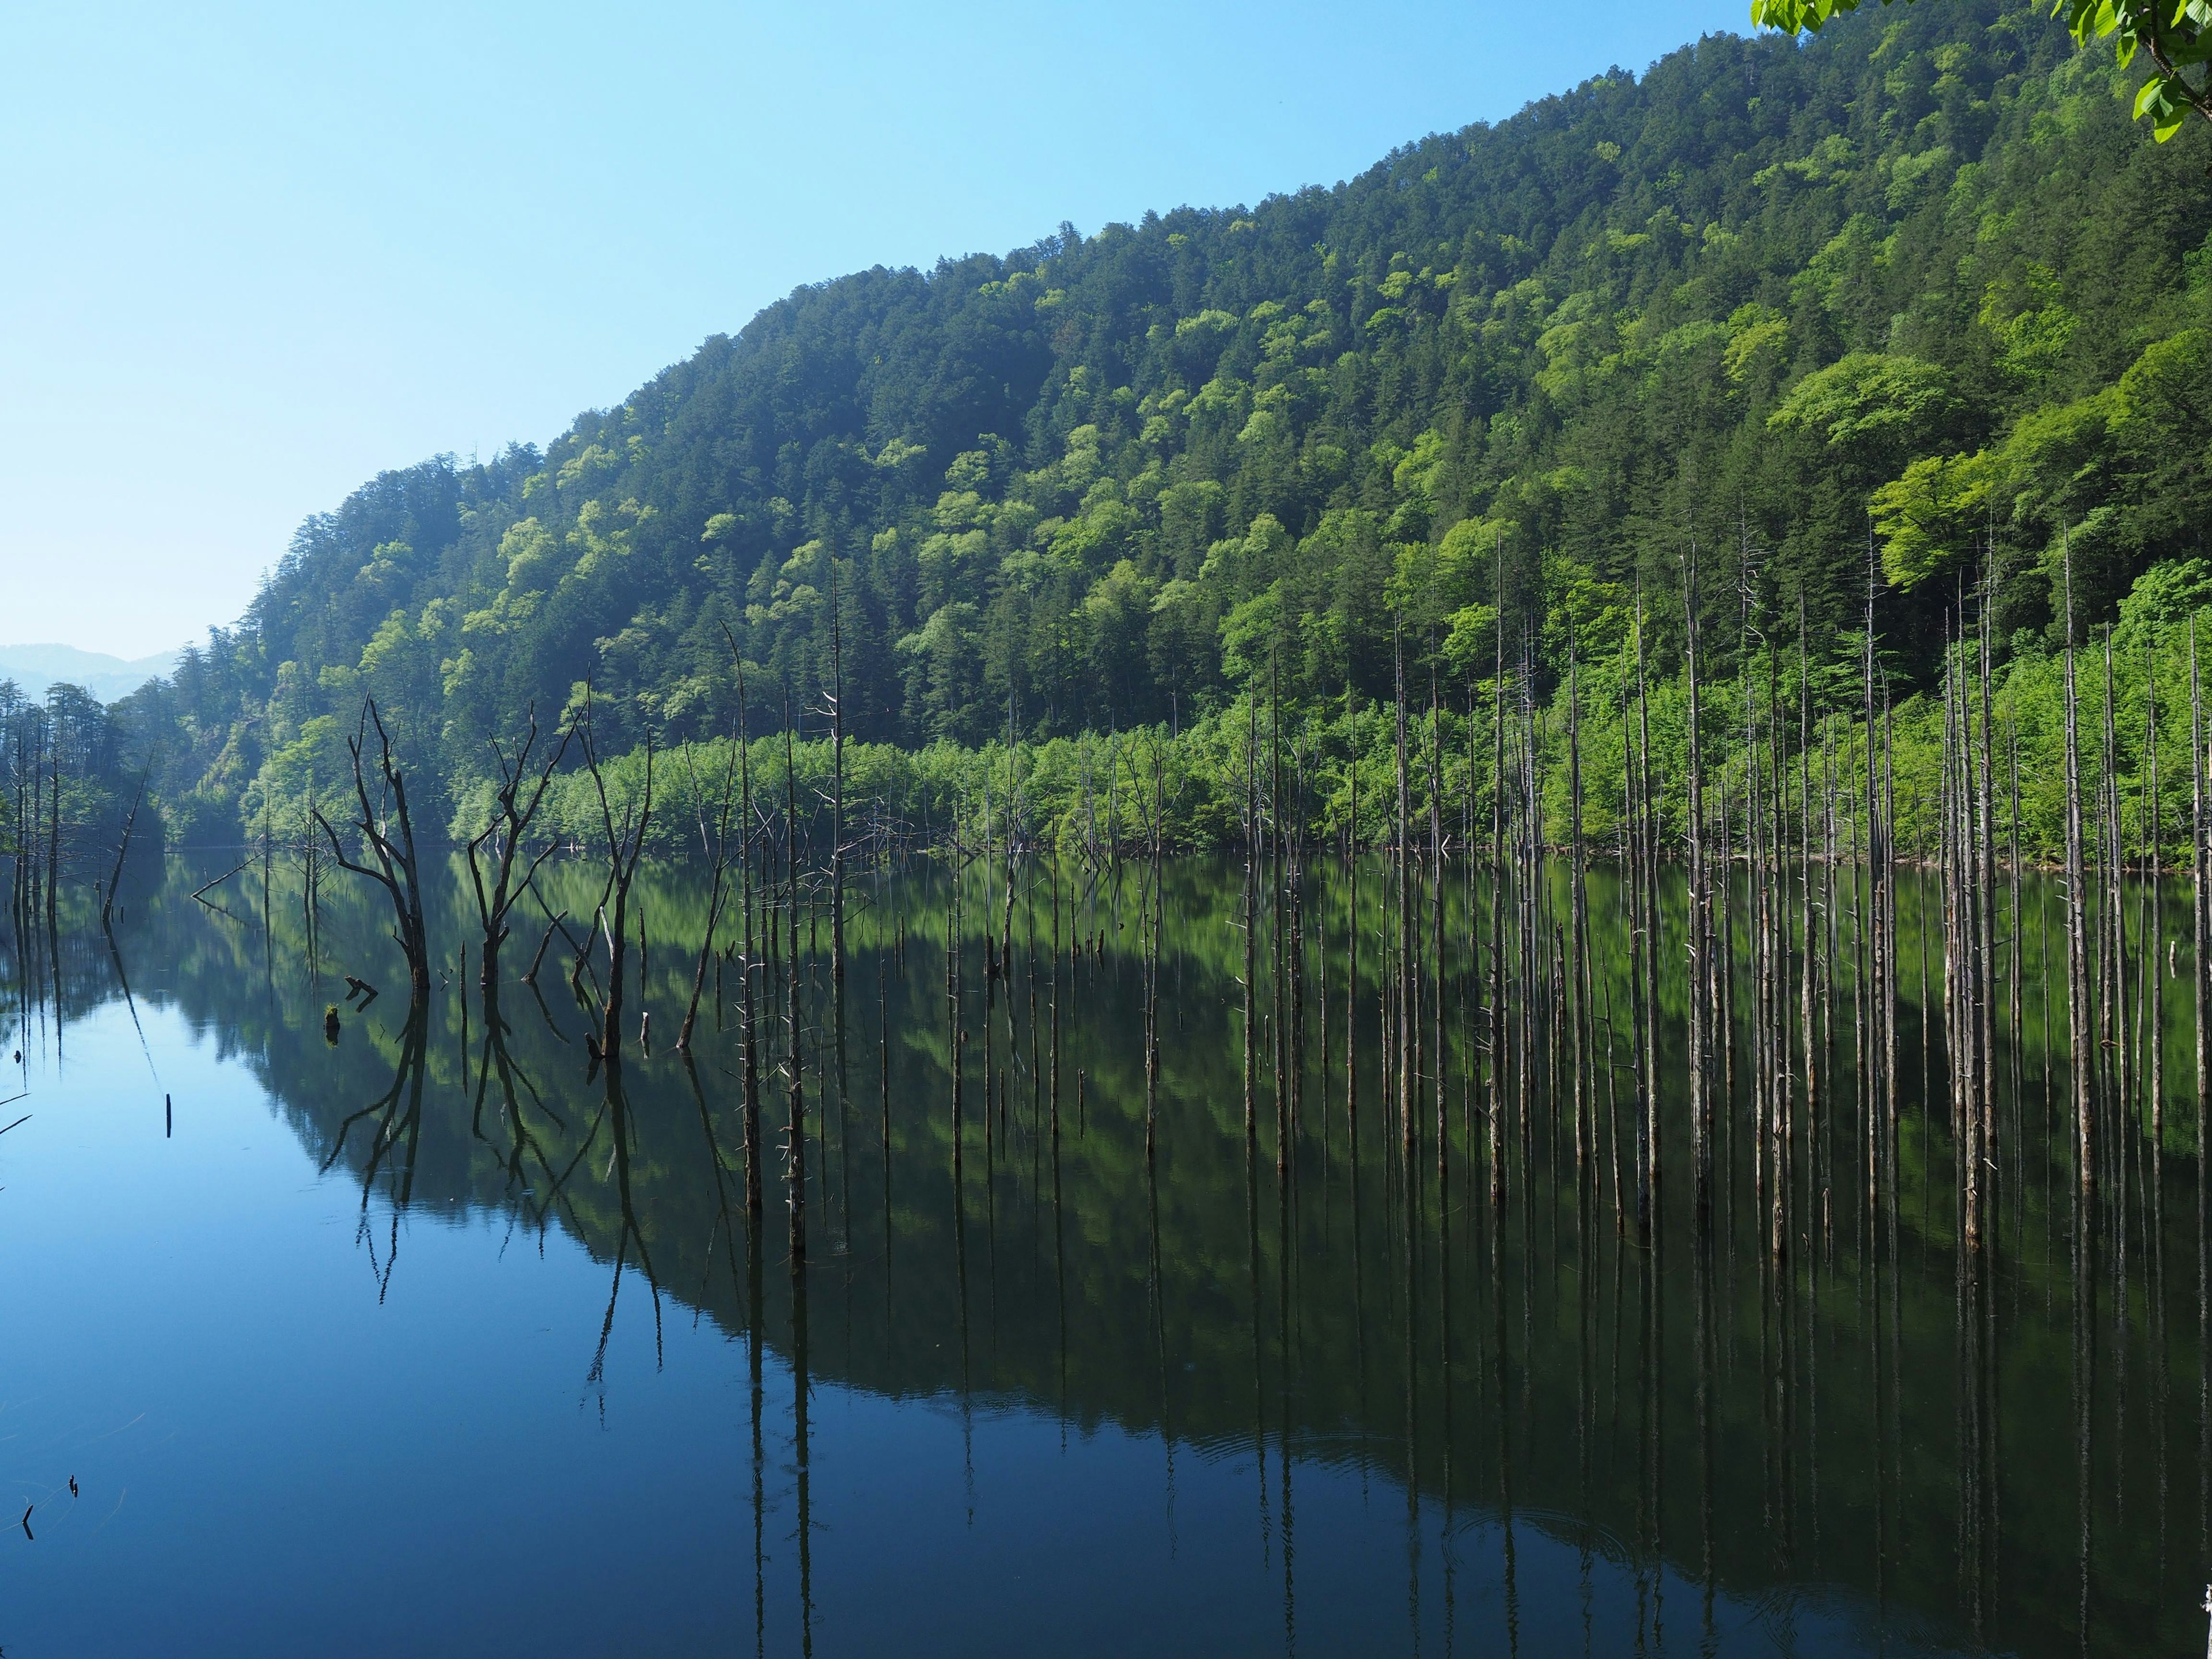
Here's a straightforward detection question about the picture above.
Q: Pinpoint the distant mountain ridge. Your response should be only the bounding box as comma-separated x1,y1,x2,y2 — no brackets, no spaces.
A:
0,643,177,704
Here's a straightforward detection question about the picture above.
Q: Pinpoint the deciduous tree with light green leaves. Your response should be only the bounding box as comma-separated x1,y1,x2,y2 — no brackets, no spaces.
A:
1755,0,2212,138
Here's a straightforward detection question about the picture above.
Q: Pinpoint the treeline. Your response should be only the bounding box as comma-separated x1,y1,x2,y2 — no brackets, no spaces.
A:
0,680,156,919
85,0,2212,847
221,552,2212,872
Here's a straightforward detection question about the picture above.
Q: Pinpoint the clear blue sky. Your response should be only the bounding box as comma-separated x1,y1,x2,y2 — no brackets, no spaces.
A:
1,0,1747,661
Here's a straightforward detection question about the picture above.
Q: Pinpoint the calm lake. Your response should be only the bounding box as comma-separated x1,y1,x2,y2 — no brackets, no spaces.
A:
0,851,2196,1655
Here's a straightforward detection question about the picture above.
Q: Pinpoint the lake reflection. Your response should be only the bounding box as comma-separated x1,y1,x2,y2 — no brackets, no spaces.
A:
0,851,2195,1654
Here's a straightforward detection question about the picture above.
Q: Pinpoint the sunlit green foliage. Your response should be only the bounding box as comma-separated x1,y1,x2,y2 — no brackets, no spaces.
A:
85,2,2212,848
1753,0,2212,141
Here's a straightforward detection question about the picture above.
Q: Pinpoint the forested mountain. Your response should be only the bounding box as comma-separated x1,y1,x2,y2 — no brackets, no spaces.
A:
71,0,2212,843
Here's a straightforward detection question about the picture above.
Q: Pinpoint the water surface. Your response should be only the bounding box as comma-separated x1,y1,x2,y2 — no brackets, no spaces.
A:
0,853,2195,1654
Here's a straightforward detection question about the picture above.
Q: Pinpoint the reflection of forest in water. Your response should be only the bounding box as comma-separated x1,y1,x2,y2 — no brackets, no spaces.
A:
11,850,2206,1656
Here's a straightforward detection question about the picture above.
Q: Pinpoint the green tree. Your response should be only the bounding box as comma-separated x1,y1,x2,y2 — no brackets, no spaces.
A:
1755,0,2212,139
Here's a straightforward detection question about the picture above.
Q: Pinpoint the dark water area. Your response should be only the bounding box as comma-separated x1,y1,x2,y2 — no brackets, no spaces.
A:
0,851,2199,1654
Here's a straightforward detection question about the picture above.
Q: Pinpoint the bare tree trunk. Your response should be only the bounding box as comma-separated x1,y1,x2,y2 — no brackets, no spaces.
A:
1684,544,1710,1220
785,687,806,1263
103,766,149,929
829,558,847,988
466,707,571,1007
578,687,654,1065
679,733,740,1051
313,697,431,1001
2063,540,2093,1197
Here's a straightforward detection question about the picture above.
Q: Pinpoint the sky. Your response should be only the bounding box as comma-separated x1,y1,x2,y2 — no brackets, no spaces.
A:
0,0,1748,661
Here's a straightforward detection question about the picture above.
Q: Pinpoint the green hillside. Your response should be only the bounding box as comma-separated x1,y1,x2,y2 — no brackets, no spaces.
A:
36,1,2212,849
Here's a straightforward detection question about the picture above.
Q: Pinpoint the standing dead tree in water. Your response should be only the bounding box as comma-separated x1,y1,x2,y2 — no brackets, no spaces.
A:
1123,725,1166,1165
781,681,808,1265
827,554,849,989
578,686,654,1068
720,627,766,1214
2062,539,2093,1197
677,732,741,1052
1345,680,1362,1163
1393,627,1415,1168
1566,632,1589,1184
102,763,151,931
1270,660,1290,1177
1683,540,1713,1220
1243,691,1260,1143
1490,575,1512,1210
1427,676,1448,1194
465,706,571,1007
314,697,431,1001
1634,588,1662,1233
2192,620,2207,1210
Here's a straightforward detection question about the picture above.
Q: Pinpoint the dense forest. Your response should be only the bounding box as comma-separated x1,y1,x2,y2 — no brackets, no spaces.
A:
10,0,2212,861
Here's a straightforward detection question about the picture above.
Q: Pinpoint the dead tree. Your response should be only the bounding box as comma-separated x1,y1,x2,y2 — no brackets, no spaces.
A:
103,763,151,929
466,706,572,1003
313,698,430,1000
579,687,654,1066
677,732,740,1051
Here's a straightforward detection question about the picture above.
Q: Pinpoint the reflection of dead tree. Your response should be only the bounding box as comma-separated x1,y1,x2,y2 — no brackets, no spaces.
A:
467,706,571,1012
569,862,615,1004
101,917,156,1081
190,858,251,912
470,1002,571,1235
520,886,574,988
538,1095,609,1228
574,684,652,1065
313,698,430,999
322,1003,429,1304
683,1050,747,1309
585,1061,664,1406
323,1008,427,1186
512,871,590,998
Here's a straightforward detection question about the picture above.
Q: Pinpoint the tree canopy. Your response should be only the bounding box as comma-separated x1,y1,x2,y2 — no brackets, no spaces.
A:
1753,0,2212,139
86,0,2212,843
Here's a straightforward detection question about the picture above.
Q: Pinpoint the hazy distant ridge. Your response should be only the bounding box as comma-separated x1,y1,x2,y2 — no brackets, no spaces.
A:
0,643,177,704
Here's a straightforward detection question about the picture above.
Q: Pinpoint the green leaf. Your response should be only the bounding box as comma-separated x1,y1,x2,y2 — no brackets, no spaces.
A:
1751,0,1858,33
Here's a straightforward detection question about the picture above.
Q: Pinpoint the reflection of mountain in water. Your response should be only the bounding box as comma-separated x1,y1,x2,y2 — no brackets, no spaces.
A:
21,853,2203,1657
